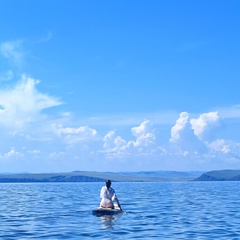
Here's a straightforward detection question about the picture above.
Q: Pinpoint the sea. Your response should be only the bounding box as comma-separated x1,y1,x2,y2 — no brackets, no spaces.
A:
0,181,240,239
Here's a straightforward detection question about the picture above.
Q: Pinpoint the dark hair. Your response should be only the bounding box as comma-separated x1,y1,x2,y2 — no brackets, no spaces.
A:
106,180,111,188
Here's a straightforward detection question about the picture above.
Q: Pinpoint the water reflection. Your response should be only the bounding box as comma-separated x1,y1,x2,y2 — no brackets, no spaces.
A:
99,214,121,230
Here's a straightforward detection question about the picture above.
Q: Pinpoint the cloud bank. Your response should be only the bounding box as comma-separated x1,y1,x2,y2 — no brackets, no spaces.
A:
0,75,240,172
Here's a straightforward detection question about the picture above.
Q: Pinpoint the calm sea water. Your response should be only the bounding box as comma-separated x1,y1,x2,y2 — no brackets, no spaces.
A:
0,181,240,239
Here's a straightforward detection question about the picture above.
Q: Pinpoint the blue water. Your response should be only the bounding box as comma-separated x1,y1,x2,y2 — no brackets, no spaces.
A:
0,182,240,239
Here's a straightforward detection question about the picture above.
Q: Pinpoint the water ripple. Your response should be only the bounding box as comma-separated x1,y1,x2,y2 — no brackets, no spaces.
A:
0,182,240,239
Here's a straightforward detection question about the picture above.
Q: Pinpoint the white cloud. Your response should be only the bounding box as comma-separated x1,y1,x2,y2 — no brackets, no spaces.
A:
190,112,223,142
52,123,98,145
0,75,239,171
56,125,97,136
0,75,61,129
131,120,153,137
218,104,240,118
27,150,41,155
0,149,24,160
208,139,240,158
103,131,127,158
170,112,207,155
206,139,240,165
208,139,230,154
103,131,116,149
0,40,24,65
170,112,189,143
102,120,158,160
167,111,240,170
129,120,156,148
49,151,65,159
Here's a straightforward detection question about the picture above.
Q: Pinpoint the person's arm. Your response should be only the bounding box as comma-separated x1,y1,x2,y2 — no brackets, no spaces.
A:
115,197,122,211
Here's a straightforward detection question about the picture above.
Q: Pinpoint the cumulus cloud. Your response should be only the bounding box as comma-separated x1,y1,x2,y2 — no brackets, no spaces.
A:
103,131,116,149
0,149,24,160
128,120,156,148
208,139,230,154
103,131,127,158
208,139,240,158
0,73,238,171
131,120,153,137
102,120,158,160
52,123,98,145
190,112,223,142
170,112,190,143
207,139,240,165
169,111,234,168
0,75,61,129
0,108,240,171
170,112,207,155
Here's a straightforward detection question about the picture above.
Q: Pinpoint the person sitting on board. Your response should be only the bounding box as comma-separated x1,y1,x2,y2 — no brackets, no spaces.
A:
100,180,122,211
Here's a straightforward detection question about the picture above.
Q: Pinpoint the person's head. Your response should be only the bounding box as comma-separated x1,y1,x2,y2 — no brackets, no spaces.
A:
105,180,111,188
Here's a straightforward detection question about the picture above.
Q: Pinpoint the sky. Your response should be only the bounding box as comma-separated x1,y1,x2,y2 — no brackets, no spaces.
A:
0,0,240,173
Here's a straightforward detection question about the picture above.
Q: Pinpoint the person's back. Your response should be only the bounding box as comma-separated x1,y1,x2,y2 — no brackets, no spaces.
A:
100,180,122,210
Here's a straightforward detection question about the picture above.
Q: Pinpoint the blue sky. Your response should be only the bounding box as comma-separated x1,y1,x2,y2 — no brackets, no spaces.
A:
0,0,240,173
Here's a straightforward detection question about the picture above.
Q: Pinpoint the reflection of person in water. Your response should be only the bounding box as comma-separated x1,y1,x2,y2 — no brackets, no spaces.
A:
100,214,120,230
100,180,122,211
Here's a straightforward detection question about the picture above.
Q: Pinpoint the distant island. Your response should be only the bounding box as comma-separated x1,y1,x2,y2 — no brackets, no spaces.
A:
1,170,239,182
195,169,240,181
0,171,202,183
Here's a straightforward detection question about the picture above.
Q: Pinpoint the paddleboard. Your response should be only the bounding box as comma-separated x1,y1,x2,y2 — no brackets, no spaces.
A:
92,204,122,216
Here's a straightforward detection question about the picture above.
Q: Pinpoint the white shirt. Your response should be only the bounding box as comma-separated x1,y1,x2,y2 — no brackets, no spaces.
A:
100,186,117,208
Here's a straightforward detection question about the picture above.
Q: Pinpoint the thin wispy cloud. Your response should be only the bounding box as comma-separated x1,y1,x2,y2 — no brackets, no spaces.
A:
0,70,14,82
0,40,24,66
81,111,179,127
38,31,53,43
218,105,240,118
